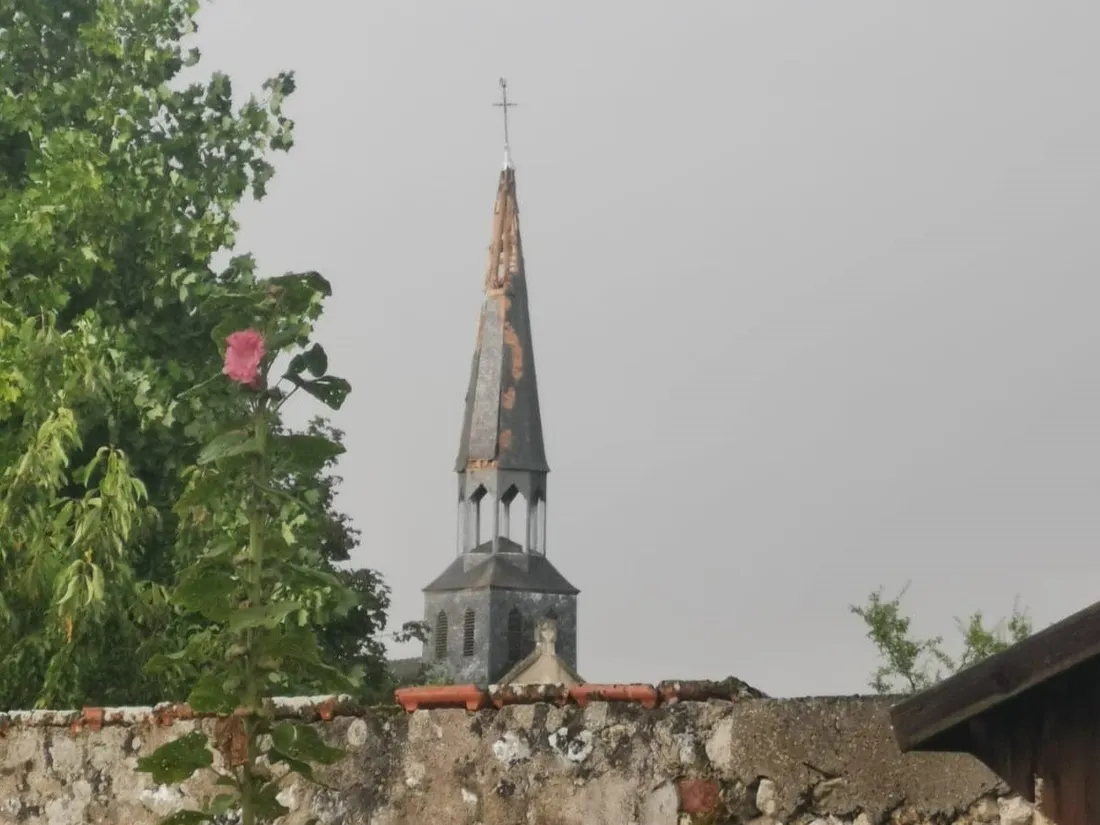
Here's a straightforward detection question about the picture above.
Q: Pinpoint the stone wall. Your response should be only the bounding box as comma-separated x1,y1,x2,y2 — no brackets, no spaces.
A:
0,691,1041,825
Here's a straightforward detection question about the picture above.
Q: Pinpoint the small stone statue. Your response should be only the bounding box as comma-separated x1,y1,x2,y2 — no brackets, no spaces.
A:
536,618,558,652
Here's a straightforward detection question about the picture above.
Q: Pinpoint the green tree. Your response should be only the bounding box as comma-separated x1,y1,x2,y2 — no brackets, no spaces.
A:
0,0,393,708
851,584,1033,694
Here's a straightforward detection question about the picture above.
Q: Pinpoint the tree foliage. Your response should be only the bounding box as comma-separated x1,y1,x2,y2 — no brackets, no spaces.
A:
0,0,393,709
851,584,1033,694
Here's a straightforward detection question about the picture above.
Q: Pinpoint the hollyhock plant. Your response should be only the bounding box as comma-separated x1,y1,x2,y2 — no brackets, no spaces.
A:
137,273,356,824
223,329,266,386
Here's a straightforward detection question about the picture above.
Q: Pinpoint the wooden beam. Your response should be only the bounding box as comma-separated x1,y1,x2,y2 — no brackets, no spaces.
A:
891,599,1100,753
964,660,1100,825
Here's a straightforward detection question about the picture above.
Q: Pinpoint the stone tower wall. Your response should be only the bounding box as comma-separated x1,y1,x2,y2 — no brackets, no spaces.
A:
421,590,493,683
421,590,577,685
487,590,577,681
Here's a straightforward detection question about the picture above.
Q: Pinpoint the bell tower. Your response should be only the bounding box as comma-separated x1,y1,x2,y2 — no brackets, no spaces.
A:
422,87,579,685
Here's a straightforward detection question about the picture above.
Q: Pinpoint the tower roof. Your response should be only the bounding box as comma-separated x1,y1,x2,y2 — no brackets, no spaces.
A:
423,538,579,594
454,163,549,474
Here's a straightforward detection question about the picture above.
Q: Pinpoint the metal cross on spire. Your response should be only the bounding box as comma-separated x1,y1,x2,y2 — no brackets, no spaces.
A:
493,77,517,168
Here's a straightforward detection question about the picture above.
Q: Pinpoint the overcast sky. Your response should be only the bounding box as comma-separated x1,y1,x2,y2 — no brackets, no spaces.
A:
193,1,1100,697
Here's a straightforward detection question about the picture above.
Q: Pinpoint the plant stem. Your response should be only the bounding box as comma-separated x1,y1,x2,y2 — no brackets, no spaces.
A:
272,383,300,413
241,398,269,825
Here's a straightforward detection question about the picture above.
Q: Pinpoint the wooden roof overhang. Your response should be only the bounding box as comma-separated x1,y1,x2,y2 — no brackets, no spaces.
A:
891,599,1100,825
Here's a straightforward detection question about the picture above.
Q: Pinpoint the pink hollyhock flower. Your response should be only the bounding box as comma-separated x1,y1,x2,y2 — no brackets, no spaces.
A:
223,329,266,386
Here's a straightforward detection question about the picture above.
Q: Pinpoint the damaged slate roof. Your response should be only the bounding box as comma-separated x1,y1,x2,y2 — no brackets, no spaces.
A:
454,163,549,475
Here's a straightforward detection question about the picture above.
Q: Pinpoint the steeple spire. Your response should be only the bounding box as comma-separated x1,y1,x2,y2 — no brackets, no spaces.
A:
455,146,548,478
452,99,554,561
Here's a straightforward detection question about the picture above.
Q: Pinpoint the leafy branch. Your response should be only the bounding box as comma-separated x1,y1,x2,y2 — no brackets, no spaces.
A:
851,583,1033,694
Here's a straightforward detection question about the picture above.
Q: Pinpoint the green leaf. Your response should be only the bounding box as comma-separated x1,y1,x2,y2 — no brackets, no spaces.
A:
187,673,238,714
264,629,321,664
209,793,238,816
143,648,191,675
271,722,345,765
205,538,240,558
267,750,316,780
174,568,236,622
281,563,345,592
89,563,105,602
285,564,360,614
301,343,328,376
257,625,322,665
198,430,260,465
135,731,213,784
210,312,262,350
285,343,328,378
319,661,362,694
265,324,312,354
252,781,290,820
273,433,345,473
228,600,301,632
267,270,332,300
286,374,351,411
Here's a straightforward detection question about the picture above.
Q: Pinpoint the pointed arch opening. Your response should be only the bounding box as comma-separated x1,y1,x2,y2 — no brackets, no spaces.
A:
501,486,528,551
507,607,523,663
462,608,476,657
530,490,546,554
470,485,488,548
434,611,448,661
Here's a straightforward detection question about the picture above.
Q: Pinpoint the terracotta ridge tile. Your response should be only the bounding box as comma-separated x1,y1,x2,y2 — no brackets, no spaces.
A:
0,680,768,725
395,684,490,712
570,683,659,709
393,677,766,712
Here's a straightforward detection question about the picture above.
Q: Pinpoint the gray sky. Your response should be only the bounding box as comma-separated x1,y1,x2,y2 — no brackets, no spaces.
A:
194,1,1100,696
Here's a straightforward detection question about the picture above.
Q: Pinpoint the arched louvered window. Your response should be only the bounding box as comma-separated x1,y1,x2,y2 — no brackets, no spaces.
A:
434,611,448,661
507,608,523,663
462,608,476,657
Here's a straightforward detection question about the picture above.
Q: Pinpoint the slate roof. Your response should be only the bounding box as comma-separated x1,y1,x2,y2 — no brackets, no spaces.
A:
454,164,549,474
422,538,579,594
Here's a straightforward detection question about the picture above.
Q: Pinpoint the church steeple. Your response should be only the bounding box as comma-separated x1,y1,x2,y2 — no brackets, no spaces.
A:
454,163,549,478
451,159,551,556
420,100,579,686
